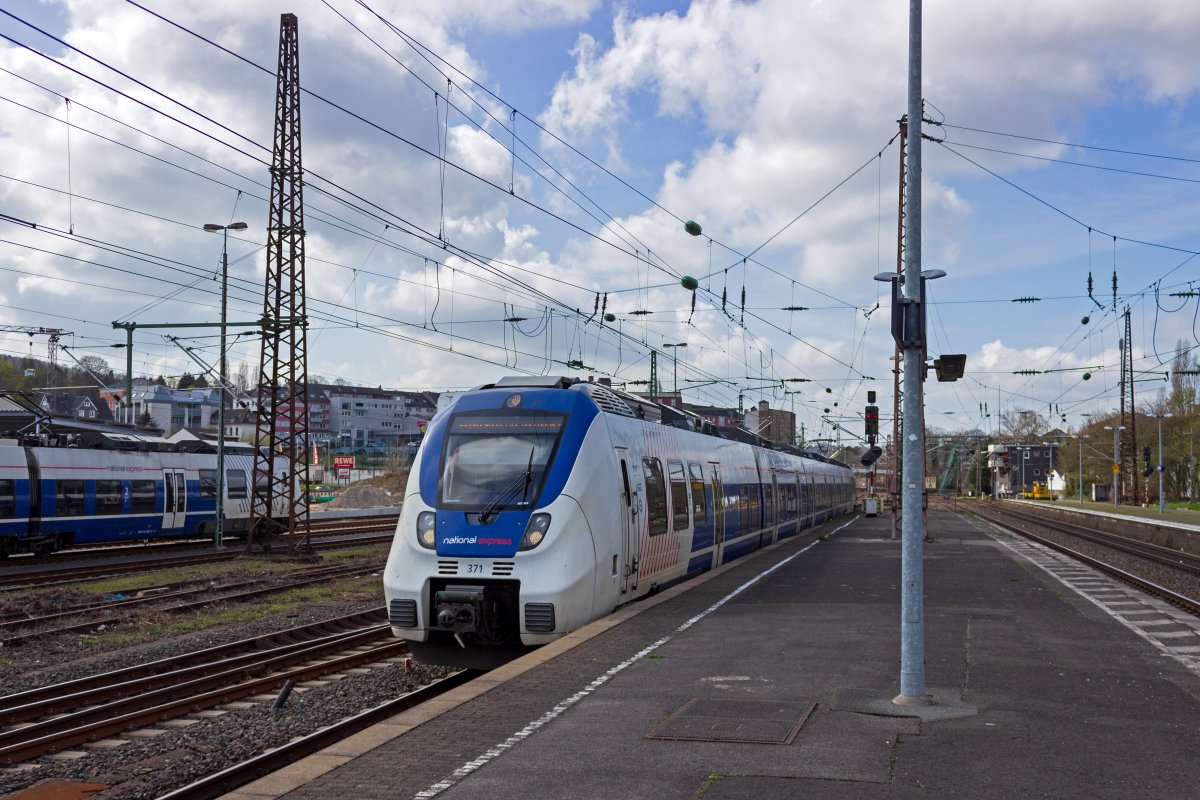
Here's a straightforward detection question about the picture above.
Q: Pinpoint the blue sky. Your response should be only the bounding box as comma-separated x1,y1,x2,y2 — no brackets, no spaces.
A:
2,0,1200,445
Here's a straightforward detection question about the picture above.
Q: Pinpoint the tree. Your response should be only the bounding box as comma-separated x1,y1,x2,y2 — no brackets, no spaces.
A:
77,355,115,382
135,411,157,429
236,361,252,391
178,372,196,390
1001,409,1048,442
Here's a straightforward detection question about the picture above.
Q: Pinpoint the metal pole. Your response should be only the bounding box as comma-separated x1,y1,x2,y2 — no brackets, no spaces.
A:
1111,427,1120,510
1078,436,1084,505
205,220,247,548
215,230,228,549
896,0,926,706
1158,416,1165,513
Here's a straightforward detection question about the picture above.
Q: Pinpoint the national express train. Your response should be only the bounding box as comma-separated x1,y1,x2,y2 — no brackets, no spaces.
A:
0,427,292,557
384,376,856,667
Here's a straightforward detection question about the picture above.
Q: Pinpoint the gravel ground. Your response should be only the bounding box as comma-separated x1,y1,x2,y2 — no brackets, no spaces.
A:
0,594,454,799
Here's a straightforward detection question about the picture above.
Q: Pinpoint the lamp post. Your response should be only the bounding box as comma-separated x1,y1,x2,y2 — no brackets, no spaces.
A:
1103,425,1125,510
203,221,248,549
1021,447,1029,497
663,342,687,398
1154,413,1173,513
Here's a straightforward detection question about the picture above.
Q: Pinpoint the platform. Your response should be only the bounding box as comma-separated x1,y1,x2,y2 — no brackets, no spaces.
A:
222,508,1200,799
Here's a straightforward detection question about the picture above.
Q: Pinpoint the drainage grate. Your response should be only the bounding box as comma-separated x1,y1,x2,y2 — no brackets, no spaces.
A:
645,697,816,744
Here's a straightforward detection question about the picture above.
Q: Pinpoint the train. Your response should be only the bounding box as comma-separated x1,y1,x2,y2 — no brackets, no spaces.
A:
0,428,292,557
383,376,856,667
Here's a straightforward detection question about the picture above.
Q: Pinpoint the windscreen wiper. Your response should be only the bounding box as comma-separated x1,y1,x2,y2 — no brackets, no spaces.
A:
478,448,535,523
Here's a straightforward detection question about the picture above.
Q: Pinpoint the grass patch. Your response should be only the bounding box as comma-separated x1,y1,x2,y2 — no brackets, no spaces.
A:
697,774,725,797
644,652,665,660
73,558,296,595
319,543,390,563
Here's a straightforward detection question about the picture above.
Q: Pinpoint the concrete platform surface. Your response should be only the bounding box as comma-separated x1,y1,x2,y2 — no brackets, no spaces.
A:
221,508,1200,800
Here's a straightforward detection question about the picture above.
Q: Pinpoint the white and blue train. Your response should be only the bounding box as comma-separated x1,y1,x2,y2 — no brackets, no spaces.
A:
0,430,290,557
384,376,855,667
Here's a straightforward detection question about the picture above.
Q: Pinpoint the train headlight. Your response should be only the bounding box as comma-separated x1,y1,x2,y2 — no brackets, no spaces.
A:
519,513,551,551
415,511,437,549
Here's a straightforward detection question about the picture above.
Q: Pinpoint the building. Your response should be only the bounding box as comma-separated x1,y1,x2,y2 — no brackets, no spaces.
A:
989,442,1060,497
683,403,742,430
39,393,113,422
101,383,222,435
310,383,438,448
743,400,797,447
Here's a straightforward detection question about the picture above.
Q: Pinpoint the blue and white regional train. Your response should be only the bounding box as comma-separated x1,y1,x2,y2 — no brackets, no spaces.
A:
384,376,855,667
0,430,291,557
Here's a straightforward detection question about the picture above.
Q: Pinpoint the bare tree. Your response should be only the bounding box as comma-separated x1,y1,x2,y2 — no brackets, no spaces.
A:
1001,409,1048,441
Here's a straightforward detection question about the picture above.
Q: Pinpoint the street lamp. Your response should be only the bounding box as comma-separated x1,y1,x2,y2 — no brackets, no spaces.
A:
203,221,248,549
1154,413,1173,513
1103,425,1125,510
1021,447,1029,497
663,342,687,398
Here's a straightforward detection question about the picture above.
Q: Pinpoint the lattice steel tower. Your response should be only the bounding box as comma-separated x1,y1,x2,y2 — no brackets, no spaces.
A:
1118,308,1137,505
251,13,310,553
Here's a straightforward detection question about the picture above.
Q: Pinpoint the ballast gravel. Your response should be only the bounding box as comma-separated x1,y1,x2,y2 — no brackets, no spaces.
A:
0,601,453,800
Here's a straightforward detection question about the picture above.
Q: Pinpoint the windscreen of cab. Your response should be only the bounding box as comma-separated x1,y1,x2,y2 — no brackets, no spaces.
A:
438,410,566,510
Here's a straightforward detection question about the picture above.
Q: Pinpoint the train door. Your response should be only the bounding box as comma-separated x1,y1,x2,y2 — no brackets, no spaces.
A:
710,462,724,547
162,469,186,529
760,469,778,547
615,448,640,595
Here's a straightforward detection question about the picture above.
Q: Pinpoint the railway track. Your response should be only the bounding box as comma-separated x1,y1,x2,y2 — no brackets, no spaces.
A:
0,562,385,644
0,527,395,593
968,501,1200,617
155,669,478,800
0,609,407,765
2,513,400,568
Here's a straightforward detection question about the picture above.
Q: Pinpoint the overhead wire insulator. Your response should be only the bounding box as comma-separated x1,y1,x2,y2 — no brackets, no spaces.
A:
1012,297,1041,303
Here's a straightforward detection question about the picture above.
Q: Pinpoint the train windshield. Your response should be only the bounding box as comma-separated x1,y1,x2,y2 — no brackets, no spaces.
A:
439,410,566,510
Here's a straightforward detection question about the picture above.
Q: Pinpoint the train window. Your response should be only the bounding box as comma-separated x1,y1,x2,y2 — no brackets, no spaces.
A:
55,480,85,517
199,470,218,498
763,479,775,526
642,458,668,536
226,470,248,499
0,479,13,518
668,461,689,530
738,485,751,531
439,410,565,510
619,459,631,507
688,462,706,525
94,480,122,515
131,480,157,514
781,481,796,520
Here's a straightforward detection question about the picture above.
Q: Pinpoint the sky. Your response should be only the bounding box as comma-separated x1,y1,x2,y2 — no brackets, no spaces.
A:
2,0,1200,447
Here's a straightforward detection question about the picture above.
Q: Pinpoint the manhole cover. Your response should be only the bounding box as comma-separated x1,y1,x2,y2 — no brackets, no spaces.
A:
646,697,816,744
